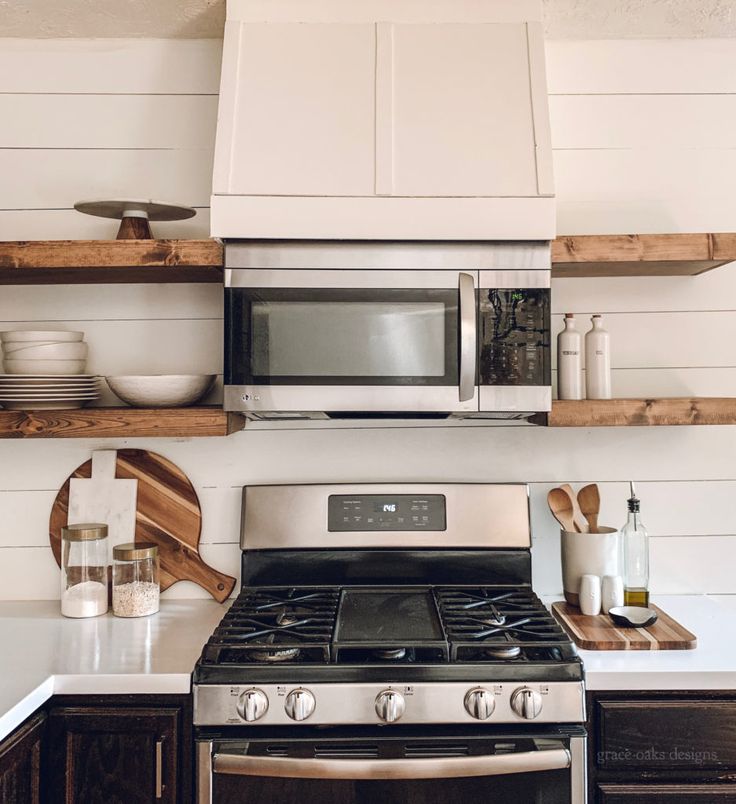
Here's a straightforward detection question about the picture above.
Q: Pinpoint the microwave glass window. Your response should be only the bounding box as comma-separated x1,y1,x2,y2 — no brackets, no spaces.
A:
225,287,459,386
251,301,446,377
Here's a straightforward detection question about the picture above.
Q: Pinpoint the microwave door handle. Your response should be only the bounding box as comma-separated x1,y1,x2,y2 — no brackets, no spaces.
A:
212,747,570,780
458,272,477,402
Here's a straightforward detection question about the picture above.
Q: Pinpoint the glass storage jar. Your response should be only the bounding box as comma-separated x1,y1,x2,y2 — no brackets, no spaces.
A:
60,523,109,618
112,542,160,617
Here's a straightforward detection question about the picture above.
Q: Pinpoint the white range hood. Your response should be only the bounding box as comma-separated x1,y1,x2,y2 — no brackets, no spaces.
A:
211,0,555,241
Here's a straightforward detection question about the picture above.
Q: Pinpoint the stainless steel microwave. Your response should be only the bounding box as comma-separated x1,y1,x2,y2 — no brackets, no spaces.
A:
224,241,551,420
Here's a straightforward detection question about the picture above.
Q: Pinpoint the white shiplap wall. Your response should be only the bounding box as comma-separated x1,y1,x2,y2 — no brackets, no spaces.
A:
1,37,735,600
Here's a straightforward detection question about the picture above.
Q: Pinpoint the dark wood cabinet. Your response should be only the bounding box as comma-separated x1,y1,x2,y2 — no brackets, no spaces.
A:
42,695,192,804
0,712,45,804
597,784,736,803
44,707,178,804
589,692,736,804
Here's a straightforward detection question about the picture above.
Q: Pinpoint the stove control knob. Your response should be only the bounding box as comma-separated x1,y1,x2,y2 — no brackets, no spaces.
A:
237,688,269,722
375,690,405,723
510,687,543,720
464,687,495,720
285,688,316,721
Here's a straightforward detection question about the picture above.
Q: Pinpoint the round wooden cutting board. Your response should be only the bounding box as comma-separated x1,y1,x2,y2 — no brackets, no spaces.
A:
49,448,236,602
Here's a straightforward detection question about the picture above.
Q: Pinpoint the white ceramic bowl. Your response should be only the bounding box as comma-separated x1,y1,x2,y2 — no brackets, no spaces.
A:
106,374,216,407
1,341,60,352
3,359,88,375
0,330,84,343
2,342,88,360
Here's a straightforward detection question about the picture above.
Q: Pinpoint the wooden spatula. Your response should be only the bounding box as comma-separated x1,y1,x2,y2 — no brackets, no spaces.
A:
561,483,588,532
577,483,601,533
547,487,577,533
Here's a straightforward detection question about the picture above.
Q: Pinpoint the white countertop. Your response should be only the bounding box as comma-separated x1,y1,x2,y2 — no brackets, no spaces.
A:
574,594,736,691
0,599,228,742
0,595,735,743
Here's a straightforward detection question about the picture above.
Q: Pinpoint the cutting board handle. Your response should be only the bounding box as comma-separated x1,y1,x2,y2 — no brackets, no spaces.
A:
180,552,237,603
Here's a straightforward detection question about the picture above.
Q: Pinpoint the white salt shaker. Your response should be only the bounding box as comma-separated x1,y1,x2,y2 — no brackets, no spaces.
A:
579,574,602,616
601,575,624,614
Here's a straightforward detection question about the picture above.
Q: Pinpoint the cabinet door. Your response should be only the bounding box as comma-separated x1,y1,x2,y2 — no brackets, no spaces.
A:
385,22,548,198
596,699,736,771
44,707,178,804
217,22,376,196
598,784,736,803
0,712,44,804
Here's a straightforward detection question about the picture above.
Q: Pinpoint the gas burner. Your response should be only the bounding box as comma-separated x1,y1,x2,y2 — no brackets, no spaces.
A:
455,590,519,611
435,587,578,664
483,644,522,660
199,587,340,666
254,591,333,613
467,615,533,639
275,609,299,627
249,646,302,663
372,647,407,661
481,605,507,627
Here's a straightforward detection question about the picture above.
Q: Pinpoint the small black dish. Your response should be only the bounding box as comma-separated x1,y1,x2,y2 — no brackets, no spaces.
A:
608,606,658,628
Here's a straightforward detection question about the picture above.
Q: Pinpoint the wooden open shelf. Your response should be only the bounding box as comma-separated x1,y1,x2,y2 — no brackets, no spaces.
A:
551,233,736,277
0,239,223,284
538,398,736,427
1,400,734,435
0,233,735,284
0,406,245,439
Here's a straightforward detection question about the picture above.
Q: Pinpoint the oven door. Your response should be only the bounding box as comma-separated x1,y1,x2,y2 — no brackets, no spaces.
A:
198,727,586,804
224,270,479,416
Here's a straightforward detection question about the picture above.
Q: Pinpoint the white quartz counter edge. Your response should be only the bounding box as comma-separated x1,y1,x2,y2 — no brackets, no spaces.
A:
544,593,736,692
0,599,229,742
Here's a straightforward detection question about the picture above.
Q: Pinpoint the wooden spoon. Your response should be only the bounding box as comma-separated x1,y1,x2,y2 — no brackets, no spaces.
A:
561,484,588,532
577,483,601,533
547,487,577,533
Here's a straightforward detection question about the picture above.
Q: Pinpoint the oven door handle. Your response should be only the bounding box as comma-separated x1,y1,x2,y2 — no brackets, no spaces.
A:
458,271,477,403
212,747,571,780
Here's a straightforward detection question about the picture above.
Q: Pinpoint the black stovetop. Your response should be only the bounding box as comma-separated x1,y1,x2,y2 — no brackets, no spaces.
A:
194,584,582,684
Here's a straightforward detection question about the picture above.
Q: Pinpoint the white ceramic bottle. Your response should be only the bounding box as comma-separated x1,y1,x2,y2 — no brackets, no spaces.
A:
585,314,611,399
557,314,583,400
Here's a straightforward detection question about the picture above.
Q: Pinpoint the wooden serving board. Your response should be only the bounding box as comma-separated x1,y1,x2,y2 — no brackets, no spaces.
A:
552,601,697,651
49,448,236,603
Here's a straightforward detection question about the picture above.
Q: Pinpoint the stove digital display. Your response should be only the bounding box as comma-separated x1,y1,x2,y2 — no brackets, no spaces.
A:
328,494,447,532
374,502,397,513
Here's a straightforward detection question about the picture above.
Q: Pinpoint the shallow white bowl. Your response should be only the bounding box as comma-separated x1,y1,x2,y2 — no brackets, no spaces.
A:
106,374,216,408
4,359,88,375
1,341,60,352
2,342,88,360
0,330,84,343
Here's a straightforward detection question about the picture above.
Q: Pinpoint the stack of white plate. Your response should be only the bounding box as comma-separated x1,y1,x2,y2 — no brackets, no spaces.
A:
0,375,101,410
1,330,89,375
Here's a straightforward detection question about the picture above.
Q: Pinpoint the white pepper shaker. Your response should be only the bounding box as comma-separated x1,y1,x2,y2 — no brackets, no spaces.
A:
579,574,602,616
601,575,624,614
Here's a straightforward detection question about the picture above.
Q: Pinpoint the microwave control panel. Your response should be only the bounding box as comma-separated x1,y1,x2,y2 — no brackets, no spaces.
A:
328,494,447,532
479,288,550,387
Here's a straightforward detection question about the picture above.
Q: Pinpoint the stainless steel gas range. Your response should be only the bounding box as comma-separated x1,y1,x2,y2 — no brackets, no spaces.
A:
194,483,586,803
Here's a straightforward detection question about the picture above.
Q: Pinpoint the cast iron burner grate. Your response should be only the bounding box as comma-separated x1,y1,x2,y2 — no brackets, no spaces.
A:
435,588,578,662
199,585,577,668
201,587,339,665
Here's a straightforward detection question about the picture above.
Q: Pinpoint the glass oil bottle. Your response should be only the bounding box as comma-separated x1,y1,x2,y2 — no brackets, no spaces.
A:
621,482,650,607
